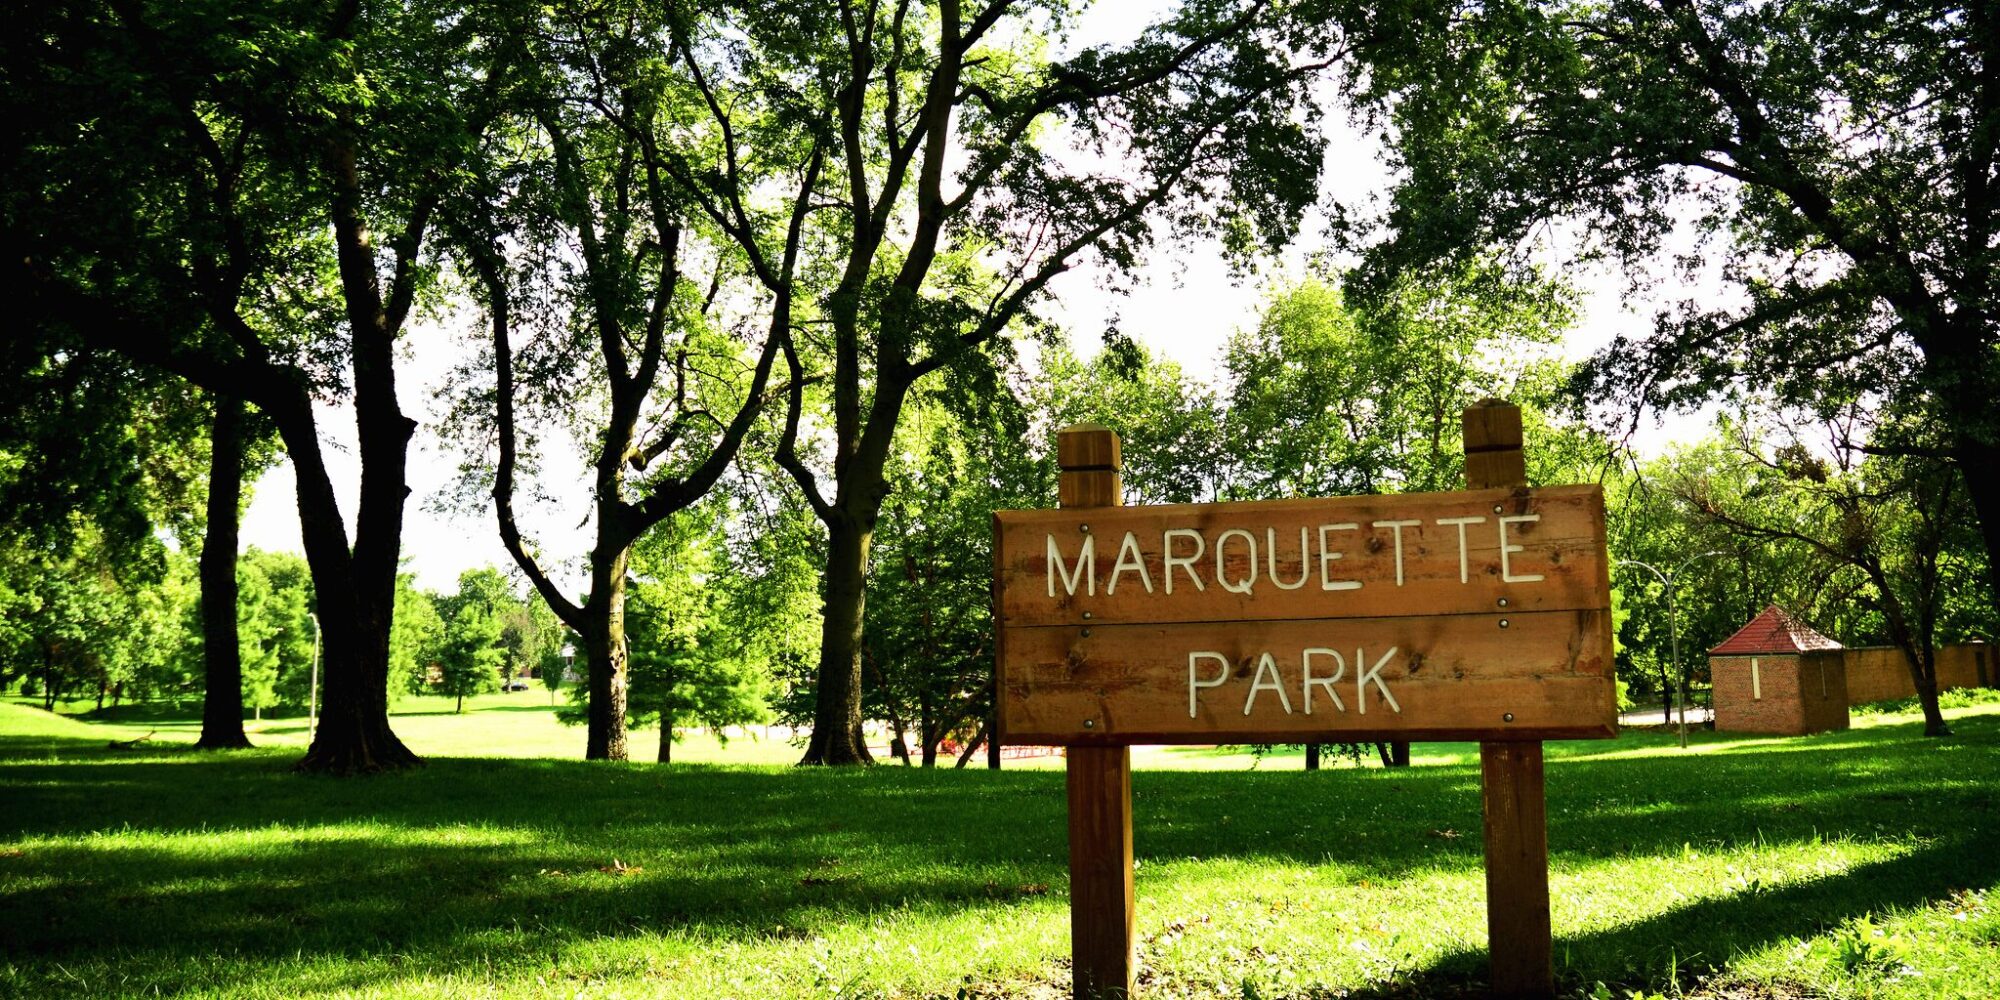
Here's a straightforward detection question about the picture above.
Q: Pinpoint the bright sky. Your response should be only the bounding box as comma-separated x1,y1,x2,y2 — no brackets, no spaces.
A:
239,6,1720,593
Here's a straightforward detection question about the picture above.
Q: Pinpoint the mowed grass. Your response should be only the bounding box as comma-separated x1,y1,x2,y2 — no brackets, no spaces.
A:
1,700,1996,999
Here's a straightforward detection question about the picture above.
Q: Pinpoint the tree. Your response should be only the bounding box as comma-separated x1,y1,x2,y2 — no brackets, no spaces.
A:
437,603,505,714
1670,408,1988,736
449,3,787,762
1217,269,1601,764
1326,0,2000,621
233,548,316,719
623,507,772,764
664,1,1340,762
8,0,521,771
389,574,445,698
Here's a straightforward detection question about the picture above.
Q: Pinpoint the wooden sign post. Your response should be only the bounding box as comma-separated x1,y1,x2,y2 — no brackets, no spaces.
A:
997,403,1612,1000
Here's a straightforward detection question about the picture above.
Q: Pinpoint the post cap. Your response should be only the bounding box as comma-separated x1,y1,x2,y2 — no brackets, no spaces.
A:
1057,424,1121,471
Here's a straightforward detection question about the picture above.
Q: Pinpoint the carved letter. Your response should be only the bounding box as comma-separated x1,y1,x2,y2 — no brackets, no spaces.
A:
1243,652,1293,715
1106,531,1154,595
1372,520,1423,586
1046,533,1095,597
1164,529,1206,595
1215,528,1258,595
1301,647,1346,714
1188,651,1230,718
1354,646,1401,715
1266,526,1311,591
1435,516,1486,583
1316,523,1361,591
1498,515,1545,583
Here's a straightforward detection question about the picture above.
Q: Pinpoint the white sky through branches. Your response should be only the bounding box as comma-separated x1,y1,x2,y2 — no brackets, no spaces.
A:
239,3,1719,592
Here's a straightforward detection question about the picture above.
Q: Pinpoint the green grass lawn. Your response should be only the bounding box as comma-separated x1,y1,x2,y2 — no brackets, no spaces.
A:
1,699,1996,999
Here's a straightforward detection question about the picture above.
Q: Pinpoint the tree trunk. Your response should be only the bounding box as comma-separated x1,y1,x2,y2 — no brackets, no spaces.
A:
456,693,464,714
289,424,420,774
799,516,874,765
1957,442,2000,630
955,720,987,769
581,531,631,761
195,395,252,750
658,725,672,764
1306,744,1321,771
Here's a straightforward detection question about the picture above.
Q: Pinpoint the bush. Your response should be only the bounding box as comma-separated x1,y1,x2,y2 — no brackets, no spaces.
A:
1852,687,2000,716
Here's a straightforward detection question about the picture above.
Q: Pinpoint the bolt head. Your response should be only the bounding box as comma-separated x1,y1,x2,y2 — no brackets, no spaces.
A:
1497,598,1509,608
1503,712,1515,723
1082,719,1095,729
1499,619,1511,629
1082,611,1093,620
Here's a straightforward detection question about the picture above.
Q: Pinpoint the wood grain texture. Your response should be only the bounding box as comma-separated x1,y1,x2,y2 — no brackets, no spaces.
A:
1482,741,1552,998
1467,400,1556,1000
1068,746,1135,999
1057,425,1136,1000
997,610,1615,744
996,485,1608,628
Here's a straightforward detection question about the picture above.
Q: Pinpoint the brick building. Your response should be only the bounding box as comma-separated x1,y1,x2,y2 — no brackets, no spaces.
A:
1709,605,1849,735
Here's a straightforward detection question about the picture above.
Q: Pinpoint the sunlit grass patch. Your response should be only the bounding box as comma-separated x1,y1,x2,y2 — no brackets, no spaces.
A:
1,699,1995,998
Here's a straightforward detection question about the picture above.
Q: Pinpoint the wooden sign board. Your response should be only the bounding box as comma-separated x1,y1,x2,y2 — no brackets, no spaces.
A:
994,485,1615,745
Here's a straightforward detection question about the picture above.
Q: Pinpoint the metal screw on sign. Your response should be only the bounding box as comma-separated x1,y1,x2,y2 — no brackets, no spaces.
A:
1499,619,1511,629
1504,713,1516,723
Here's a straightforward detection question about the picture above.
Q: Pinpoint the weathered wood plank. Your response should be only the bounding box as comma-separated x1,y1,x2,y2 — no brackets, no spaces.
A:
998,609,1613,743
996,485,1607,628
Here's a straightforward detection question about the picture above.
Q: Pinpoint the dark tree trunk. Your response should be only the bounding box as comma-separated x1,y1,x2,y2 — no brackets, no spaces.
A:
288,407,419,774
658,725,672,764
1306,744,1321,771
954,720,987,769
196,395,252,750
582,529,631,760
800,517,874,765
1958,441,2000,633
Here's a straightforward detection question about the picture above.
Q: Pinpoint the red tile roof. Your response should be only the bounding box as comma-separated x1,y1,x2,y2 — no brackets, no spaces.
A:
1708,605,1843,656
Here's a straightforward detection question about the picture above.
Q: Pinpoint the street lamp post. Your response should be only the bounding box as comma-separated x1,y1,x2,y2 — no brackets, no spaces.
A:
1616,551,1726,748
307,612,321,743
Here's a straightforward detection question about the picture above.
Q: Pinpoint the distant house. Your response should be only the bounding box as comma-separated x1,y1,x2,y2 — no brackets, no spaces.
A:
1708,605,1847,736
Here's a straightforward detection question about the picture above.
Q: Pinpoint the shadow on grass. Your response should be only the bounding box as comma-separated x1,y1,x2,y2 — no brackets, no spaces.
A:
1,712,1994,996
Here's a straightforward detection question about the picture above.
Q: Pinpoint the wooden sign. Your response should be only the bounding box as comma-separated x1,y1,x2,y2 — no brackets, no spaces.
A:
994,486,1615,745
1014,402,1594,1000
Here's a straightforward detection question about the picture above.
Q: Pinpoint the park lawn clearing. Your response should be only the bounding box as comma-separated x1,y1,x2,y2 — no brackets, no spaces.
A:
1,701,1995,999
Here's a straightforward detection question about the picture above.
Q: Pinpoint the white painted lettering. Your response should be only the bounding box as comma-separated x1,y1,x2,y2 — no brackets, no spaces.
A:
1188,651,1230,717
1242,653,1294,715
1106,531,1154,595
1164,529,1206,595
1265,527,1311,591
1316,523,1361,591
1354,646,1402,714
1046,533,1096,597
1498,515,1545,583
1215,528,1259,595
1372,520,1424,586
1301,647,1347,714
1435,516,1486,583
